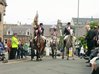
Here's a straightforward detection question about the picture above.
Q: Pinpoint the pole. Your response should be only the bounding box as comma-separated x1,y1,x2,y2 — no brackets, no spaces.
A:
77,0,79,25
76,0,80,37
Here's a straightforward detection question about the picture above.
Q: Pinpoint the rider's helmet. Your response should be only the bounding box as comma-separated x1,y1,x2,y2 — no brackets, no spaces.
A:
40,23,43,26
67,22,71,26
54,27,57,31
52,25,57,31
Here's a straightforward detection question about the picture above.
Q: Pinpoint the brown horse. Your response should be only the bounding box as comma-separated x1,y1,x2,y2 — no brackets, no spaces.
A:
36,35,46,61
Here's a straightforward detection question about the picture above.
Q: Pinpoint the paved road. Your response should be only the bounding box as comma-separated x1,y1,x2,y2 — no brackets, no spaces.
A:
0,56,91,74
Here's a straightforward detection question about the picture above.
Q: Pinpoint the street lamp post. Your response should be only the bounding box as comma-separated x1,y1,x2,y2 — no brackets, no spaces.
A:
77,0,80,25
76,0,80,37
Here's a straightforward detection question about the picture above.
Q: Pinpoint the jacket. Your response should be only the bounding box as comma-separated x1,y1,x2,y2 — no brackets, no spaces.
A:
11,36,19,48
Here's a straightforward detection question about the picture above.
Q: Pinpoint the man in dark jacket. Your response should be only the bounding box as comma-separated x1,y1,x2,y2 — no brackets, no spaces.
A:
93,26,99,47
85,27,96,57
34,23,46,46
63,22,71,36
63,22,71,48
34,23,45,38
39,23,44,36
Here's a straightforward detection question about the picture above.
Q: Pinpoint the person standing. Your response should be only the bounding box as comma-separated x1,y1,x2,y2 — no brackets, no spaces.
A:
0,37,5,61
30,39,35,60
23,42,29,58
10,33,19,60
0,37,4,53
18,41,24,59
7,39,12,60
16,40,21,59
85,26,95,57
93,26,99,47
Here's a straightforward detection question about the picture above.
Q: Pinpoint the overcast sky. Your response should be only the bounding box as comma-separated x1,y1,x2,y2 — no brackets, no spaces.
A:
4,0,99,24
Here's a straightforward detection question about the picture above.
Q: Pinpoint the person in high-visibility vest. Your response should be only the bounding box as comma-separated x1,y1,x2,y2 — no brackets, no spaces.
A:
10,33,19,59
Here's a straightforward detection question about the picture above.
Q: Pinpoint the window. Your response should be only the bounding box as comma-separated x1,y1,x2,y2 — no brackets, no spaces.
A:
4,39,7,44
8,31,10,35
27,32,29,35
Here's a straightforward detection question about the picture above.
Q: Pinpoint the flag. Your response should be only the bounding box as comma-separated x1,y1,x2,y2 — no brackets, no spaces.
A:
33,11,38,27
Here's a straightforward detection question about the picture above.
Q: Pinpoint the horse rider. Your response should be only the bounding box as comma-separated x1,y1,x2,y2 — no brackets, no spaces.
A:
63,22,77,60
63,22,72,50
50,27,58,58
50,27,58,44
34,23,46,46
61,22,73,59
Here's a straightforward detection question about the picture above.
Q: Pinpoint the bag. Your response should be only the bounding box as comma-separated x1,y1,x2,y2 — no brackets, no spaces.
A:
80,46,85,54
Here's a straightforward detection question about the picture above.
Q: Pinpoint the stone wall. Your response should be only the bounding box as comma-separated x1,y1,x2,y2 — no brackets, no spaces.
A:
0,4,5,40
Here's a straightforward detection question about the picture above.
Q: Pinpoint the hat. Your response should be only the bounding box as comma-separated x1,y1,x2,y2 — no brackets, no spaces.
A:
13,33,17,35
67,22,71,25
40,23,43,26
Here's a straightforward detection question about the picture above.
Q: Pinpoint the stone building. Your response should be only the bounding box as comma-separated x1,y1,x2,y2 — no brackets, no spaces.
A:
0,0,7,40
56,18,99,38
3,24,33,44
71,18,99,37
3,24,60,44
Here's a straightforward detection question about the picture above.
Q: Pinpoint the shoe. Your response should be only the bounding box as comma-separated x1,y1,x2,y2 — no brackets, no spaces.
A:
84,57,89,60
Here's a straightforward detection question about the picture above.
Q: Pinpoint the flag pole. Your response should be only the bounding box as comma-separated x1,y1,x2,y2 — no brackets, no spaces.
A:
77,0,79,25
32,11,39,39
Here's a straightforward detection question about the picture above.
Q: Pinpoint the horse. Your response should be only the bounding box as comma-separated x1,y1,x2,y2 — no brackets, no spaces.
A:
35,35,46,61
64,35,76,60
50,36,58,59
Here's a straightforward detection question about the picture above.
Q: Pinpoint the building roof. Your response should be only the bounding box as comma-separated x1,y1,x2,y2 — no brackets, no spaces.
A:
0,0,7,6
4,24,33,35
72,18,99,25
4,24,60,37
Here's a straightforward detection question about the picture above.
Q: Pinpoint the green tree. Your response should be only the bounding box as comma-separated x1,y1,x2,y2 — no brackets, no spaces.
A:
90,21,99,29
78,37,87,49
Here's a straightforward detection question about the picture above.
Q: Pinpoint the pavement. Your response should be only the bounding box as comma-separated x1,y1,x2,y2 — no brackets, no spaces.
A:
0,56,91,74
